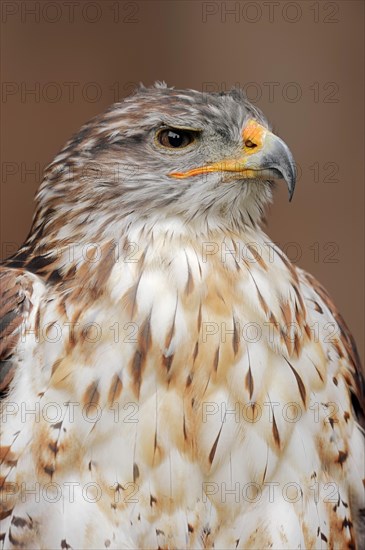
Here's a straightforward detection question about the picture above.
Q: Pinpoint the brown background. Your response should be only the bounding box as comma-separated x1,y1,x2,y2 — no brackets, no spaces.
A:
1,0,364,361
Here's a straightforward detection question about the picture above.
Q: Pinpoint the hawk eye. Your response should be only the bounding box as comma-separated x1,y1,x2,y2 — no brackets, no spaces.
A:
157,128,196,149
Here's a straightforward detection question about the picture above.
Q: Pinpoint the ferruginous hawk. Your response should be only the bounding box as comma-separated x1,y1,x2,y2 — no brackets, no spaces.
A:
0,83,364,549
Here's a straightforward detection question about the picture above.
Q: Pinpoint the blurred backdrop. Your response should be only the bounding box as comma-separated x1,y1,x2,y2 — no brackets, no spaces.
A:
1,0,364,360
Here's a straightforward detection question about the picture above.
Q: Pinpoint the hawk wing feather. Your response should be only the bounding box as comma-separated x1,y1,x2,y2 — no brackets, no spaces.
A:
0,267,43,397
303,270,365,429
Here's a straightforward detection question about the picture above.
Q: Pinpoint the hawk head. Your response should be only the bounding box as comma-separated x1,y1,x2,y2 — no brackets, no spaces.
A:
33,83,296,244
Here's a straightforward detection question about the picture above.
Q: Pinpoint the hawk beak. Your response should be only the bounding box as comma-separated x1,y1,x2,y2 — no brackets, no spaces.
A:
169,119,297,201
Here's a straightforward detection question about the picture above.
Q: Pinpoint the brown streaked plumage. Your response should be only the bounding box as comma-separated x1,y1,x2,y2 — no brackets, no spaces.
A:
0,83,364,549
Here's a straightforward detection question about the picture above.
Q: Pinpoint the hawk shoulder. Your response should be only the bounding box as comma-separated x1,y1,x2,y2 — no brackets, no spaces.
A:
299,268,365,429
0,267,45,397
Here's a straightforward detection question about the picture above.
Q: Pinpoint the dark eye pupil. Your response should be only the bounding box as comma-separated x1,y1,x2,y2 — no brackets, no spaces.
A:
168,131,183,147
158,128,196,149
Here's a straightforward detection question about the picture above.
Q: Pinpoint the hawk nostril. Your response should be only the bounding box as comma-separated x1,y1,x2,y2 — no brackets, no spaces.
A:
245,139,257,148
